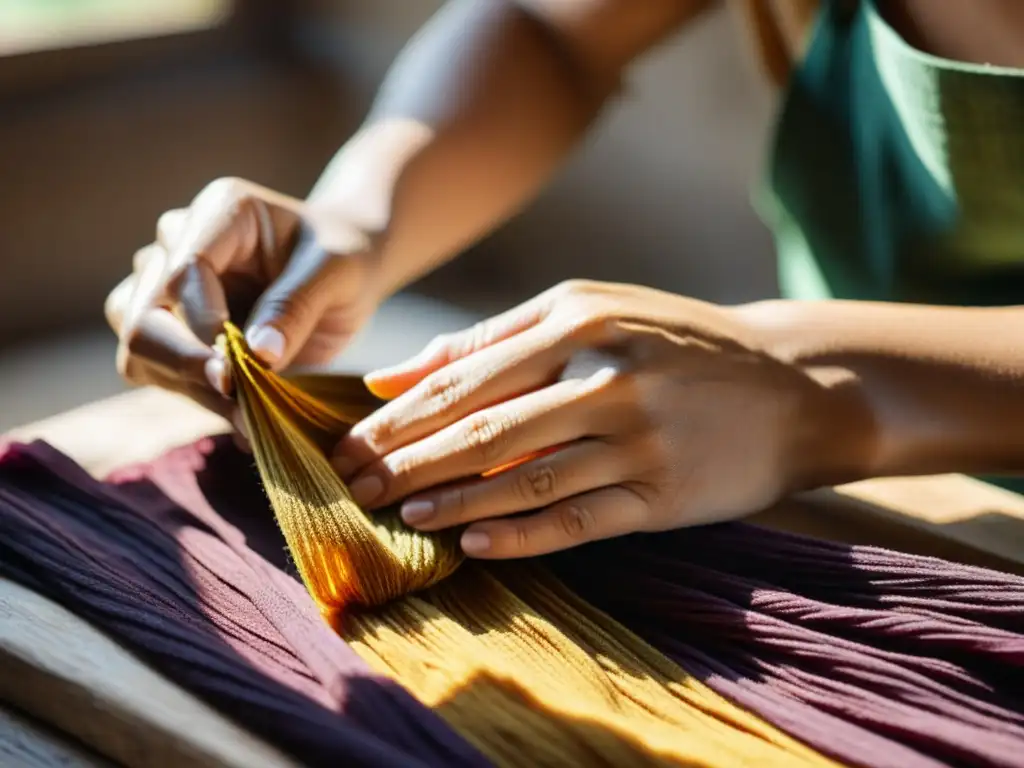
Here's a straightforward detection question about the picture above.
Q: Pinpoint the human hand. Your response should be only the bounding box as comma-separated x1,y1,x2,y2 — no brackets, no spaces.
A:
105,177,383,446
333,280,866,559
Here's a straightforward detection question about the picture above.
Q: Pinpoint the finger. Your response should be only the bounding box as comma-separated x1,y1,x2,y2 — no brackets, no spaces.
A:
118,305,230,396
118,243,171,357
346,373,615,510
105,273,135,335
156,208,188,249
174,258,230,345
108,266,229,396
159,186,255,346
398,438,638,532
460,485,650,559
363,287,564,400
244,229,355,370
337,320,609,474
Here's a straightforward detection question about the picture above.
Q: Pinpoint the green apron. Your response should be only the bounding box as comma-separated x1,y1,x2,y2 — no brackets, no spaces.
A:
756,0,1024,491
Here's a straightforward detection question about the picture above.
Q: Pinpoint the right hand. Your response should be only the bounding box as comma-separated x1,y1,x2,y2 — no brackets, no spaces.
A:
105,176,384,446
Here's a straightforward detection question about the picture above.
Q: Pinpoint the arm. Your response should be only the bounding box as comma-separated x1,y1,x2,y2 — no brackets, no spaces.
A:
104,0,711,424
739,300,1024,484
306,0,713,299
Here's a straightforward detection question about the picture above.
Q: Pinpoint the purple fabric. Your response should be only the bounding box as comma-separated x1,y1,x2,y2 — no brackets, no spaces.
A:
0,438,489,768
550,529,1024,768
1,436,1024,768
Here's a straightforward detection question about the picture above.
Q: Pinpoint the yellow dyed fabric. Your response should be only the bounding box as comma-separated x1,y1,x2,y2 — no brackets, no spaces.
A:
223,324,836,768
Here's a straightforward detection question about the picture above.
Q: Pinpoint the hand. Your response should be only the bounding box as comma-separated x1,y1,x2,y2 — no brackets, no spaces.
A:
105,177,383,445
334,280,863,559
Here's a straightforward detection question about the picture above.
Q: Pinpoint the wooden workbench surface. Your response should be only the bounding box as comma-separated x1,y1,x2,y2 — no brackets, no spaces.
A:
3,386,1024,766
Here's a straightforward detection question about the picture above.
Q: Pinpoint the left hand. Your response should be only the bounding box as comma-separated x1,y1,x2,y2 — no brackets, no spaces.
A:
333,280,854,559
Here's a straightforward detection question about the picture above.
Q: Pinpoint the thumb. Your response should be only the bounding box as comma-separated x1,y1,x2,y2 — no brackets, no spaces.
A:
363,290,555,400
244,232,341,371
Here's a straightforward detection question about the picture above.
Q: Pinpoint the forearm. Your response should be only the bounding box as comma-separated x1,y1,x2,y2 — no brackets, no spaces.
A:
740,299,1024,482
306,0,708,298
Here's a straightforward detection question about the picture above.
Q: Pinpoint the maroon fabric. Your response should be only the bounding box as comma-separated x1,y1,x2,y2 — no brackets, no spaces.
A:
2,435,1024,768
0,438,489,768
551,529,1024,768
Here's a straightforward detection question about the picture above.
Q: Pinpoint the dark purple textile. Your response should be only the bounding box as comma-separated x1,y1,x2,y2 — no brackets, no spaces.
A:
0,438,489,768
2,436,1024,768
550,529,1024,768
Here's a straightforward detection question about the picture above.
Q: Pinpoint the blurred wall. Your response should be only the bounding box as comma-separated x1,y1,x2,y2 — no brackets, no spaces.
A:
0,51,356,346
0,0,779,350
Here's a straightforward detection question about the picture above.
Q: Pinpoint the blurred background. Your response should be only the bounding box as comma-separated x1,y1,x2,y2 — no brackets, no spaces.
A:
0,0,777,432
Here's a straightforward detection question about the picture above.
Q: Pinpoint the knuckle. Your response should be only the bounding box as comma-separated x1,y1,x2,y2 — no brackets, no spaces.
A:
544,304,611,348
426,332,454,352
459,321,491,355
552,279,592,300
198,176,250,208
156,210,184,244
463,412,514,465
421,372,463,415
362,418,396,453
558,504,596,541
132,244,160,273
422,332,457,365
515,464,558,505
104,280,131,332
256,293,306,328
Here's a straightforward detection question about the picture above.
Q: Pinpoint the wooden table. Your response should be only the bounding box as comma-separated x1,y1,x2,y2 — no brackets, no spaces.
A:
3,387,1024,766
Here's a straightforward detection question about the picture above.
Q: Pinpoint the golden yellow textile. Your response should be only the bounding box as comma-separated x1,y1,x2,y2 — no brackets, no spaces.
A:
224,324,836,767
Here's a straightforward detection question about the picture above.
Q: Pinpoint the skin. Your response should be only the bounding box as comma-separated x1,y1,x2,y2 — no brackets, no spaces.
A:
107,0,1024,558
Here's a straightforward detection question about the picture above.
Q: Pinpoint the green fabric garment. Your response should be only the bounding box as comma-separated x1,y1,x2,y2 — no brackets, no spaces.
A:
757,0,1024,492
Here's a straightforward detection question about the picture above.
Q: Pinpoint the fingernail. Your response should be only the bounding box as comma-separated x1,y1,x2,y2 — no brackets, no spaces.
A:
363,373,404,401
364,378,392,401
245,325,285,366
205,357,228,396
401,499,435,526
349,475,383,508
461,530,491,555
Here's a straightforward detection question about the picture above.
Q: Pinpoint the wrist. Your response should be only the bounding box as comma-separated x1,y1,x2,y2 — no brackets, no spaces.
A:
301,196,393,300
734,299,882,492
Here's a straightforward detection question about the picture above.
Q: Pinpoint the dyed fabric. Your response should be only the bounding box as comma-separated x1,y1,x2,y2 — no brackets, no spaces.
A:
0,444,823,768
1,328,1023,767
552,531,1024,768
0,438,489,768
2,437,1024,767
221,324,828,767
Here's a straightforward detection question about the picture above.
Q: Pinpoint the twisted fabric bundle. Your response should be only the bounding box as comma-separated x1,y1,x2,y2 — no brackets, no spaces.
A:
222,323,830,766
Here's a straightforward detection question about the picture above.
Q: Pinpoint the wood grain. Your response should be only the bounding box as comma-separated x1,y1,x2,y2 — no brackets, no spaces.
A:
0,706,112,768
3,388,291,767
0,577,295,768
